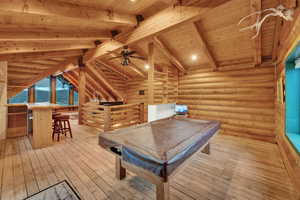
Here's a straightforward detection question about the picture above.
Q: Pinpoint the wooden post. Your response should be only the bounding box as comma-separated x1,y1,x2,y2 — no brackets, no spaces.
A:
69,87,74,105
139,103,144,123
156,182,169,200
0,61,7,140
50,75,56,104
148,42,155,105
201,143,210,155
78,57,86,125
103,106,111,131
28,85,35,103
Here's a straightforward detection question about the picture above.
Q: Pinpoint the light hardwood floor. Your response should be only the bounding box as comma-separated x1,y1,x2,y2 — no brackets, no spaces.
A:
0,120,298,200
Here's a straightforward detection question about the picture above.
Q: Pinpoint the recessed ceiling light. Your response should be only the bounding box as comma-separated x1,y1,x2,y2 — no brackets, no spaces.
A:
191,54,198,61
145,64,150,69
130,0,136,2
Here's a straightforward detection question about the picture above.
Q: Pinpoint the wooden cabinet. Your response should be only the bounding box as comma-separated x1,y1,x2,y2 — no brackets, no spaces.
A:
7,105,28,138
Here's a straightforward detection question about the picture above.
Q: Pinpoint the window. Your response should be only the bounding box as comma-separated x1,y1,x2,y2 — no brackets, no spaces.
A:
35,77,50,103
74,91,79,105
56,77,70,105
8,88,28,103
285,42,300,153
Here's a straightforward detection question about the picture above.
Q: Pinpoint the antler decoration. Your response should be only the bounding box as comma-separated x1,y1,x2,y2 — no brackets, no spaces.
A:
238,5,294,39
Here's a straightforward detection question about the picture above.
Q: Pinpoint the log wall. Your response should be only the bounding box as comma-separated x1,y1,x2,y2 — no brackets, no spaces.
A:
126,66,178,121
0,61,7,140
178,65,276,143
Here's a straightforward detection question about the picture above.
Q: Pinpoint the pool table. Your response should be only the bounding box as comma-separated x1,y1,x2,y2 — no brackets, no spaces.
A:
99,116,220,200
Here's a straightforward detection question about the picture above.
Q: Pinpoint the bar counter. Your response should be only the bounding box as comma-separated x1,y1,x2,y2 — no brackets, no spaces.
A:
7,103,59,149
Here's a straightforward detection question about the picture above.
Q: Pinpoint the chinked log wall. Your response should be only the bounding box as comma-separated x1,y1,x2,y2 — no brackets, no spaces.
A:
126,66,178,121
178,65,276,143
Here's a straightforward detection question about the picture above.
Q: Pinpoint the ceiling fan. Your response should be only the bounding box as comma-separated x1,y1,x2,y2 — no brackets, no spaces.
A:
108,46,146,66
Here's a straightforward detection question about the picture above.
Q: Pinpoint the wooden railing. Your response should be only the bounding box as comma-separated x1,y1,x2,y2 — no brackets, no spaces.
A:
53,105,78,112
81,102,144,131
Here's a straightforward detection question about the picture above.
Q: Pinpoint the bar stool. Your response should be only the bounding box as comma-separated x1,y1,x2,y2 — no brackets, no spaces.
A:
52,114,73,141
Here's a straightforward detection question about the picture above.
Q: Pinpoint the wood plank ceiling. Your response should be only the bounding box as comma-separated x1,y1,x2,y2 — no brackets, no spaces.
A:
1,0,278,99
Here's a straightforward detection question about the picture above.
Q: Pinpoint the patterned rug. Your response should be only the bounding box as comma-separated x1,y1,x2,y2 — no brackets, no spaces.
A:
24,180,81,200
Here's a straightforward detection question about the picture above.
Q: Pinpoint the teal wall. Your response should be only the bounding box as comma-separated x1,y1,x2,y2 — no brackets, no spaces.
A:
285,41,300,153
285,62,300,134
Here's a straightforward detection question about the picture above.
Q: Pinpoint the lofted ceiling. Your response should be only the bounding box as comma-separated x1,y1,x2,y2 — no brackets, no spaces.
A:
0,0,284,100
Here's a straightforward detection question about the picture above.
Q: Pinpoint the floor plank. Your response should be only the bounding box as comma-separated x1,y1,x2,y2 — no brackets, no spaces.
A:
0,120,298,200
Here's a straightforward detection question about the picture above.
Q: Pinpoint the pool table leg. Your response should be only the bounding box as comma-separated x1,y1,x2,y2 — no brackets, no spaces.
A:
202,143,210,155
115,157,126,180
156,182,169,200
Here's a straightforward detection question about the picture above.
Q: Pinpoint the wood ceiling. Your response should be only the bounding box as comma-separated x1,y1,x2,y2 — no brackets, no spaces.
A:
0,0,282,100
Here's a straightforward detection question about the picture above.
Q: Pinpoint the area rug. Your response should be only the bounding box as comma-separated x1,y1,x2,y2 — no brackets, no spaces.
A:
24,180,81,200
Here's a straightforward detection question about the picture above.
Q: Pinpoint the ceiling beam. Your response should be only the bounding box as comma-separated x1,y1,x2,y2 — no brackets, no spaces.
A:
250,0,262,65
7,66,43,74
129,62,147,78
94,60,131,80
63,72,94,99
84,5,226,63
71,70,111,101
101,52,145,78
86,73,113,101
0,31,111,41
8,57,78,98
191,23,218,70
0,0,136,27
0,41,95,55
153,36,186,72
31,60,61,65
8,62,53,70
0,50,83,62
86,62,123,100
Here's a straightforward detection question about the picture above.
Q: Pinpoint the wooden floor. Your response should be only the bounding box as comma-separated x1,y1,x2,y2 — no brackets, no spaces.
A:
0,120,298,200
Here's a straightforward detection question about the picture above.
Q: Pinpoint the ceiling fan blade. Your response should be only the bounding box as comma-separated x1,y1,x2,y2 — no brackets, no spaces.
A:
108,56,122,60
129,55,146,60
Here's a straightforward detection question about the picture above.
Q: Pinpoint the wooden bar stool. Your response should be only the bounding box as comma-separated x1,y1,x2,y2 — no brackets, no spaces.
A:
52,114,72,141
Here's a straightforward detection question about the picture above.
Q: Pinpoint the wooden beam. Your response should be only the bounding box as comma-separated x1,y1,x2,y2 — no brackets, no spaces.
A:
107,51,146,78
8,58,77,98
94,60,131,80
50,76,56,104
153,36,186,72
129,62,147,78
0,31,111,41
148,42,155,105
85,73,112,101
7,66,42,74
63,73,93,98
70,70,107,101
78,65,87,125
84,5,225,63
8,62,52,70
250,0,262,65
86,62,123,101
0,41,95,55
191,23,218,70
31,60,61,65
0,50,82,62
66,69,110,101
0,0,136,26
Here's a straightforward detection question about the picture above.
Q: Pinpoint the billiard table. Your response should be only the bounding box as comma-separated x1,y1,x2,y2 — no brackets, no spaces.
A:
99,116,220,200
